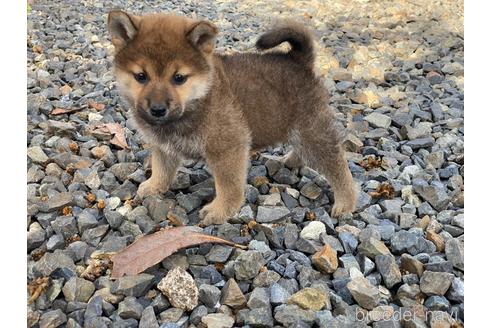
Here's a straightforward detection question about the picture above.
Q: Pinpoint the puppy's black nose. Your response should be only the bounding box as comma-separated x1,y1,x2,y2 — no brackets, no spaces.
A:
150,105,167,117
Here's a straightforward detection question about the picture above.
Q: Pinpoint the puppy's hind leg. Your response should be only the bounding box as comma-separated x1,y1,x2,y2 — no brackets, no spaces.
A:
296,113,357,217
137,146,182,199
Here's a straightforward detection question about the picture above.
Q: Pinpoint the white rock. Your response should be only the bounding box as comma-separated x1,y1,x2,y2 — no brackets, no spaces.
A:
300,221,326,240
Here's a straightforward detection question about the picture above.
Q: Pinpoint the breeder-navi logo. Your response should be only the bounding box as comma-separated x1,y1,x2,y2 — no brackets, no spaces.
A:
355,306,460,324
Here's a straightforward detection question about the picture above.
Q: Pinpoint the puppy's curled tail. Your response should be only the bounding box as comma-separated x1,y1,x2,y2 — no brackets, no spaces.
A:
256,21,314,69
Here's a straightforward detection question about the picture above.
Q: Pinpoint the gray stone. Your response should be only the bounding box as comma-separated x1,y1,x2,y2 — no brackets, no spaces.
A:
161,254,189,271
424,295,450,311
413,181,450,211
206,245,233,263
111,273,154,297
244,307,274,327
300,182,322,200
420,271,454,296
274,304,316,326
44,192,74,212
84,295,103,322
256,206,291,223
62,277,95,302
77,210,99,233
445,277,464,303
46,234,64,251
252,270,281,288
110,163,139,182
247,287,270,309
273,168,300,185
176,193,202,212
198,284,221,308
82,224,109,246
28,146,50,164
189,305,208,325
234,251,266,280
270,282,291,305
39,309,67,328
390,230,419,255
35,250,76,276
406,138,434,149
84,170,101,189
27,222,46,251
315,310,333,327
339,232,358,254
51,216,78,239
201,313,234,328
159,307,183,324
346,277,380,310
375,254,402,288
117,296,144,320
445,238,464,270
364,113,392,129
283,223,299,249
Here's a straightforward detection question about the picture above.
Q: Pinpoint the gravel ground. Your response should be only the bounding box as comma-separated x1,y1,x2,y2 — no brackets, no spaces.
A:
27,0,464,327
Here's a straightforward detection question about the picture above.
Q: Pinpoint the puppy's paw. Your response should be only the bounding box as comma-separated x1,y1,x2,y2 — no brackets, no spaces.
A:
331,193,357,217
331,201,354,217
137,179,166,199
198,201,233,226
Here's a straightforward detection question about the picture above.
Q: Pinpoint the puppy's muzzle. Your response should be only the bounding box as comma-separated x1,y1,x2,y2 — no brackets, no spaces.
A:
150,105,167,118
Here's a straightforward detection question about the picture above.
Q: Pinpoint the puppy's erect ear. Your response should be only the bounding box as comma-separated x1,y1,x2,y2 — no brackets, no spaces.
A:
108,10,141,49
186,21,218,53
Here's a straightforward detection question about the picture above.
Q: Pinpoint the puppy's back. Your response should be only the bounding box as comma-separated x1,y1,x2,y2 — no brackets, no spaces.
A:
215,22,326,148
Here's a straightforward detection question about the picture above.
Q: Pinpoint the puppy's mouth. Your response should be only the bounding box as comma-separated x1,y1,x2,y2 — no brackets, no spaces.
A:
135,106,184,126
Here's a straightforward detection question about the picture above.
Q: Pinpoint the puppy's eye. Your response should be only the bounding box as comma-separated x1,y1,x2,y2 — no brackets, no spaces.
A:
134,72,148,84
172,73,187,85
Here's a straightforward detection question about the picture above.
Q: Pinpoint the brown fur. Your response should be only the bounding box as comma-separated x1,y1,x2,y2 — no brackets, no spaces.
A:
108,11,357,225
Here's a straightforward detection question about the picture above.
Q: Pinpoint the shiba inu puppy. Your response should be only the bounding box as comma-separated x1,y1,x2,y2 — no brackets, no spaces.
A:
107,11,357,226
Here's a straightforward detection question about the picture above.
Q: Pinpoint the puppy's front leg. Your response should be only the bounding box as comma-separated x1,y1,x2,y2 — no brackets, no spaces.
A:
199,147,249,226
137,146,181,198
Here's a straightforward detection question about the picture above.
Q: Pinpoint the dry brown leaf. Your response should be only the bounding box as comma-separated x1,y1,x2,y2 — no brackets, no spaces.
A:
81,258,111,281
88,100,105,111
252,176,269,188
32,45,43,54
368,183,395,199
105,123,129,149
50,107,86,116
247,220,257,230
145,289,158,300
214,263,225,271
97,199,106,210
240,224,250,236
306,211,317,221
360,156,386,170
167,212,184,227
111,226,247,278
62,206,72,216
249,151,260,160
59,85,72,95
30,248,46,261
69,142,79,153
27,277,49,304
65,235,81,245
90,123,129,149
86,192,96,203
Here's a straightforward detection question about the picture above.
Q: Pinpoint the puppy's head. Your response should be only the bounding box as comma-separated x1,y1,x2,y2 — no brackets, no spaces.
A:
107,11,218,124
